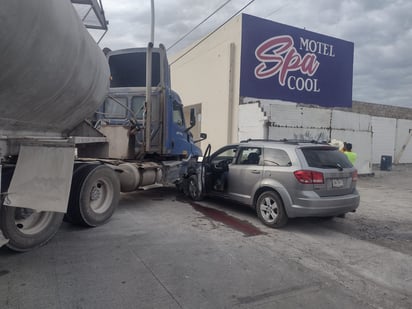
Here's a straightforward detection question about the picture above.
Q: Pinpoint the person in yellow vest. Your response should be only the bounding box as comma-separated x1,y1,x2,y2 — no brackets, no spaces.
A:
344,142,357,164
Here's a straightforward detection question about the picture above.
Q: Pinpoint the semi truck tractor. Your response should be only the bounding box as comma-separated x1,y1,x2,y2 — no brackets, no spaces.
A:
0,0,205,251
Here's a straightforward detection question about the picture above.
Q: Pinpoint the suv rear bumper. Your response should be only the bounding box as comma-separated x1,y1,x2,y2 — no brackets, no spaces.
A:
287,190,360,218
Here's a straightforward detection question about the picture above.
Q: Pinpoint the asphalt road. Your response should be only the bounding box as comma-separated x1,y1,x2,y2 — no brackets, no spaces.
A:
1,166,411,309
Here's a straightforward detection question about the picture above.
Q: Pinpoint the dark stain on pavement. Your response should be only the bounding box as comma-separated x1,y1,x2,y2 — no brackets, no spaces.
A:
190,201,265,237
0,270,10,277
236,282,323,305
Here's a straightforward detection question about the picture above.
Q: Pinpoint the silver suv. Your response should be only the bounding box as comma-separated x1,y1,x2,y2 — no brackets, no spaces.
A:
193,139,359,228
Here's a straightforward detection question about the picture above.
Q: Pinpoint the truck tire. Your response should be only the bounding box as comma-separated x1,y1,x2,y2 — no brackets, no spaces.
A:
0,205,64,252
67,164,120,227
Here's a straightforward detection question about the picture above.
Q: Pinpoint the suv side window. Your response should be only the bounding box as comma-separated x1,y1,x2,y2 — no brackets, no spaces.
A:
263,148,292,166
236,147,262,165
302,147,352,168
211,148,237,165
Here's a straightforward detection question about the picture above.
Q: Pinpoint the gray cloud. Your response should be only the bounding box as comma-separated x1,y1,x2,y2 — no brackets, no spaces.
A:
99,0,412,107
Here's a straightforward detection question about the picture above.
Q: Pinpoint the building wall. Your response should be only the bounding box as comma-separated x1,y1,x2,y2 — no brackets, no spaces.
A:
330,110,372,174
240,100,373,174
352,101,412,120
371,117,397,163
170,15,242,152
395,119,412,163
238,101,266,141
239,99,412,172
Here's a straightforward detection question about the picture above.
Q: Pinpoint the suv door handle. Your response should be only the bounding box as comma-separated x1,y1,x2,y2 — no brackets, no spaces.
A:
251,170,260,174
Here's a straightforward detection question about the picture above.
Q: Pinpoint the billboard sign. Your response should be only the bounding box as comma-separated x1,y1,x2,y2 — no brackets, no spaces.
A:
240,14,354,107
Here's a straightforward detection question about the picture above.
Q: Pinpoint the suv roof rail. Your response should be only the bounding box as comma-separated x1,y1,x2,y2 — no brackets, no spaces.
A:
240,138,329,145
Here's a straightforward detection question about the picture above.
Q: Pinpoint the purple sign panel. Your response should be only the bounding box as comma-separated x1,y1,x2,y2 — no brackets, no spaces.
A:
240,14,354,107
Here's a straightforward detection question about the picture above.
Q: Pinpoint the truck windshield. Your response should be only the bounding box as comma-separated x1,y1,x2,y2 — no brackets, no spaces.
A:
131,96,145,119
109,52,161,88
103,97,127,118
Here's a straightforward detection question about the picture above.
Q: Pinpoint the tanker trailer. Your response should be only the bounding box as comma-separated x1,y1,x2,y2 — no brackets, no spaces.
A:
0,1,206,252
0,0,112,251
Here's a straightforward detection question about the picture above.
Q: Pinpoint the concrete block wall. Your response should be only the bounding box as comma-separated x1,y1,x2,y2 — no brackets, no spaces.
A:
352,101,412,120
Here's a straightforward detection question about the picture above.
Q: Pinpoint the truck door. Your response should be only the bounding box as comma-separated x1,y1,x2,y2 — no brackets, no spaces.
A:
165,99,191,156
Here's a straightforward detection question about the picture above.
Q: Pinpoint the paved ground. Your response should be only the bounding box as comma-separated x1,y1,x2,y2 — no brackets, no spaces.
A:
1,166,411,309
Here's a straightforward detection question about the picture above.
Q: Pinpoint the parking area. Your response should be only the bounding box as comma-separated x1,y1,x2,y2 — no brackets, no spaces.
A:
1,166,411,309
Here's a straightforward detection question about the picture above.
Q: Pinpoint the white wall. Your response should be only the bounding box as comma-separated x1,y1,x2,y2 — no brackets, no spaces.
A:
371,117,396,163
331,110,372,174
238,102,266,141
262,100,331,142
395,119,412,163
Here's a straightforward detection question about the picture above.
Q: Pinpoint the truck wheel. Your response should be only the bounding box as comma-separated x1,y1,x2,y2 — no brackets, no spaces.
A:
67,164,120,227
256,190,288,228
188,175,203,201
0,206,64,252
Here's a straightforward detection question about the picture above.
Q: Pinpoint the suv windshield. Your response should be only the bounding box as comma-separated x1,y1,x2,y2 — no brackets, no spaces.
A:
302,147,352,169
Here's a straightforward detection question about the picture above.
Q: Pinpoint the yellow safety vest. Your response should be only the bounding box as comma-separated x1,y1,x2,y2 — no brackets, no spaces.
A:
345,151,357,164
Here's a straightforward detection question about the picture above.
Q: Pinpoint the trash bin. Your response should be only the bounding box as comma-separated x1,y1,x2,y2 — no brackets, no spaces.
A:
380,155,392,171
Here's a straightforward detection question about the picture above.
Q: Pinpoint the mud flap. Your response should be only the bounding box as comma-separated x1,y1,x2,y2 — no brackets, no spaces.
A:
3,145,74,213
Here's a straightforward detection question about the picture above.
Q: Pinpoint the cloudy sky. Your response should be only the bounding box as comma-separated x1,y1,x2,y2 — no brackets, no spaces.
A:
94,0,411,107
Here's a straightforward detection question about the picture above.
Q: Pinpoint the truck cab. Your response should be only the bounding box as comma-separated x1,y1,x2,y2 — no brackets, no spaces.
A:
95,45,204,160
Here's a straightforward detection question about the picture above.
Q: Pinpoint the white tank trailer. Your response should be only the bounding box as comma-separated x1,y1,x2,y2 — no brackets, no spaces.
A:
0,0,205,251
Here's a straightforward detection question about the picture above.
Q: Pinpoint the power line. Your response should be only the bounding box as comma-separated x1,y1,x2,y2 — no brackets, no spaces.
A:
265,3,289,19
170,0,256,65
167,0,233,51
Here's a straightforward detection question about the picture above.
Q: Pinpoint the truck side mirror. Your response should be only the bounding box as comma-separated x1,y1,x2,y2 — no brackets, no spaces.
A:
185,108,196,132
190,108,196,126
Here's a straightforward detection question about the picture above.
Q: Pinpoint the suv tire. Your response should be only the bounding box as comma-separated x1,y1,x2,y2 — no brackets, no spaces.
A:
256,190,288,228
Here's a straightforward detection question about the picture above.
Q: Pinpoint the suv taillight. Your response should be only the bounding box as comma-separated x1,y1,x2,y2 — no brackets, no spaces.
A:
352,170,358,182
294,170,324,184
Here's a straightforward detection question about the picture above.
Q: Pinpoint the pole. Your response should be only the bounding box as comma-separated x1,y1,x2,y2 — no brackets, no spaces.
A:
150,0,155,44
